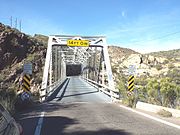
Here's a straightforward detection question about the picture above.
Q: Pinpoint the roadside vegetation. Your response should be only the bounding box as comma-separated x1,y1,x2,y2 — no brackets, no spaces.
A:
117,69,180,109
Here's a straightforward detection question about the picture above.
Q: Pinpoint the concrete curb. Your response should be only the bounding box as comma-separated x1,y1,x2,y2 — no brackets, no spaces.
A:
136,101,180,118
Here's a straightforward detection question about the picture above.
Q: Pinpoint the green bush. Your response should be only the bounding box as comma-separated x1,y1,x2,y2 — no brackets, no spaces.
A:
137,86,147,102
160,78,177,107
126,93,138,108
147,78,161,105
163,60,169,64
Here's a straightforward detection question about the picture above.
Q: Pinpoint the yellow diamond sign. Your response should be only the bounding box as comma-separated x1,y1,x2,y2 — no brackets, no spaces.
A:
67,40,89,47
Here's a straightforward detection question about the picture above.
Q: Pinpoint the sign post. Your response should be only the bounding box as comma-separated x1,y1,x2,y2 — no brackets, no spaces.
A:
22,63,32,94
127,65,136,95
23,63,32,75
22,74,31,92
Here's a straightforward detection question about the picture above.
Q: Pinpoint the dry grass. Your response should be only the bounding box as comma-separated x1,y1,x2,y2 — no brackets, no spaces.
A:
157,109,172,117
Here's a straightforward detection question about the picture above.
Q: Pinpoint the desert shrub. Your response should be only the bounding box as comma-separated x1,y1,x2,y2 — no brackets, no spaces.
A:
168,63,175,69
157,109,172,117
160,78,177,108
146,78,161,105
163,59,169,64
155,64,163,71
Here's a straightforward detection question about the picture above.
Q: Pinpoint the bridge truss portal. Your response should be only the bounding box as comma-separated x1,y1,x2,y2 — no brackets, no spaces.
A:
41,35,115,101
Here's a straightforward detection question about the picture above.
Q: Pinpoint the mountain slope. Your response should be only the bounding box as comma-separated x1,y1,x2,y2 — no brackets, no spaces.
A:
108,46,180,82
0,23,46,93
148,49,180,61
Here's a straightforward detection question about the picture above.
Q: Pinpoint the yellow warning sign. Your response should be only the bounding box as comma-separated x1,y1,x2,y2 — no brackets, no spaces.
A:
67,40,89,47
128,75,134,92
22,74,31,92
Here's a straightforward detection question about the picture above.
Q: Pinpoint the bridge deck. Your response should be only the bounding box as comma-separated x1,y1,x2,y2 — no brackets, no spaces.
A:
52,76,111,103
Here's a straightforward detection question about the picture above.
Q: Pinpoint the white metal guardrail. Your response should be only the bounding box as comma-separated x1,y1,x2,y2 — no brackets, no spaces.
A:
40,78,67,101
82,77,120,100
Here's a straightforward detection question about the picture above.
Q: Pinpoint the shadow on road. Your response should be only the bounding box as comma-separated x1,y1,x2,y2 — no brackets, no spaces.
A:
62,129,132,135
62,90,99,98
15,102,80,119
46,79,70,102
40,116,131,135
17,114,131,135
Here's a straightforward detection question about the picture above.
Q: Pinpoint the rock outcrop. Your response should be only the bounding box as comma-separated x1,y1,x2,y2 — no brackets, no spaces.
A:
0,23,46,93
0,23,45,70
108,46,177,78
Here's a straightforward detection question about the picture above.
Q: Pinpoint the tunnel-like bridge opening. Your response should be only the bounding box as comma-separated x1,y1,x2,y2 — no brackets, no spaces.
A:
66,64,82,76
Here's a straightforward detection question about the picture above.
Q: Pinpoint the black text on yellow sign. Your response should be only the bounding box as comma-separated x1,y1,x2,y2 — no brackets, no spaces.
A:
128,75,134,92
22,74,31,92
67,40,89,47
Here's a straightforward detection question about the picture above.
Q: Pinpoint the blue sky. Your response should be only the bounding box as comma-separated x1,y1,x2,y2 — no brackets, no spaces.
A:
1,0,180,53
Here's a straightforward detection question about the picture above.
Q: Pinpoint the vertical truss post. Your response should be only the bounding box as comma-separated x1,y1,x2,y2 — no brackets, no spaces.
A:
61,60,66,80
49,49,53,89
41,36,53,101
59,47,62,81
54,46,58,82
102,61,105,86
97,49,103,84
102,38,115,94
93,47,97,81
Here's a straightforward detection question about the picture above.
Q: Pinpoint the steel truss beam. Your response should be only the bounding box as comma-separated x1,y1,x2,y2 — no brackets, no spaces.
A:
41,35,115,101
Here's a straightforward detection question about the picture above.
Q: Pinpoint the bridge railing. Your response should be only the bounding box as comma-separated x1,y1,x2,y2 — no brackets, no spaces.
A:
40,78,66,101
82,77,120,101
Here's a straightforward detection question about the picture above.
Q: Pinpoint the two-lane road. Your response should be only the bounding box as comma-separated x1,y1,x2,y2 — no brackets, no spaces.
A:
16,77,179,135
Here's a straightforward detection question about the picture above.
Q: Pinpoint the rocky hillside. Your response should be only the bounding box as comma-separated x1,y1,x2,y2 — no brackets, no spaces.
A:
149,49,180,60
109,46,180,77
108,46,138,65
0,23,46,94
108,45,180,99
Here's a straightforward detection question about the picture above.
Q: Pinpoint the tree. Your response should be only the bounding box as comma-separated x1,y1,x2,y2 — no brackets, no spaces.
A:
117,78,127,99
166,68,180,84
137,86,147,102
160,78,177,108
146,78,161,105
175,85,180,108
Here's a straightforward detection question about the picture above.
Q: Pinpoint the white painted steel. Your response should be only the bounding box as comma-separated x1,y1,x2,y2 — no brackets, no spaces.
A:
41,35,115,101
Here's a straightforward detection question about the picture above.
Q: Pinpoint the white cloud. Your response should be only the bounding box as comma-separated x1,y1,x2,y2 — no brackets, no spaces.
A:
121,11,125,17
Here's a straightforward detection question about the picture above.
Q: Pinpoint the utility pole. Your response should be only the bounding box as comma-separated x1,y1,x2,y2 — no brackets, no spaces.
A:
10,16,13,27
19,20,22,32
15,18,17,28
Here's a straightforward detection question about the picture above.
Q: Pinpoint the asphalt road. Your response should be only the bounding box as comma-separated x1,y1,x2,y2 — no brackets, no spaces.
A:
16,77,179,135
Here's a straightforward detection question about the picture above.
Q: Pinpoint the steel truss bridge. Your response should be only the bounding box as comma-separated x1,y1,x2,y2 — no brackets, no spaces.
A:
40,35,118,101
